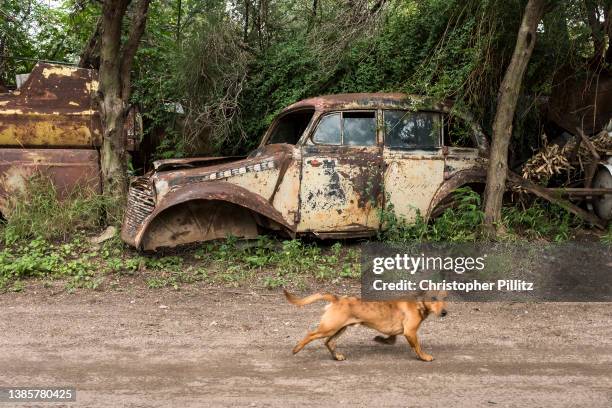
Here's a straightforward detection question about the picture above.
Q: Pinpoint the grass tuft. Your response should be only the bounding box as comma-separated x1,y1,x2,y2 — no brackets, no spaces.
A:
1,173,111,244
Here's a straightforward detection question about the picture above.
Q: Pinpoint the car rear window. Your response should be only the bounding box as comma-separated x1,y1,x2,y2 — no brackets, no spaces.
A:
384,110,442,149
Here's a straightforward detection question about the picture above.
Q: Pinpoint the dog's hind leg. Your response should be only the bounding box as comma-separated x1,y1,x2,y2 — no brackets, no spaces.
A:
325,326,348,361
292,328,336,355
373,335,397,345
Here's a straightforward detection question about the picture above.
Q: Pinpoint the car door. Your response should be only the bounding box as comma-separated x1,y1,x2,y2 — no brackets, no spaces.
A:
382,110,445,222
297,111,382,236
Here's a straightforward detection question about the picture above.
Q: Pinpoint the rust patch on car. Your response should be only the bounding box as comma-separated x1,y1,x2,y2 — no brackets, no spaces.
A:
0,148,101,215
0,62,139,149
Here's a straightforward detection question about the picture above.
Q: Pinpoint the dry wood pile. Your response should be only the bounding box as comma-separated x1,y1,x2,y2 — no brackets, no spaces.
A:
521,124,612,185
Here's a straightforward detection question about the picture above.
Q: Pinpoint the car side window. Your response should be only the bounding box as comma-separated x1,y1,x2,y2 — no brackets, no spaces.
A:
313,113,341,145
384,110,441,149
343,112,376,146
312,111,376,146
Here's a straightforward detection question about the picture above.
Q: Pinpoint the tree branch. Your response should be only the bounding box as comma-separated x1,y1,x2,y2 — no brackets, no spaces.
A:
79,16,102,69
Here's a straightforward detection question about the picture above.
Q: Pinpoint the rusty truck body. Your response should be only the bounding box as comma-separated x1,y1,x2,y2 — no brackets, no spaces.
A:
0,62,140,216
121,93,490,250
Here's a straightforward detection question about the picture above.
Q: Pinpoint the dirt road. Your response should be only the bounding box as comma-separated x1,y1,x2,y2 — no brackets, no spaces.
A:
1,285,611,407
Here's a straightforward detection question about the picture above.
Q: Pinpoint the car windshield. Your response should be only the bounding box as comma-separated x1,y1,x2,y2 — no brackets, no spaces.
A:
267,109,315,145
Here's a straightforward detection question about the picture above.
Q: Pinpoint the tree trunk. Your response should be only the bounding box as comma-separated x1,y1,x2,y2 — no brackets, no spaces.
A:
99,0,129,221
482,0,546,237
97,0,151,222
585,0,605,61
605,5,612,62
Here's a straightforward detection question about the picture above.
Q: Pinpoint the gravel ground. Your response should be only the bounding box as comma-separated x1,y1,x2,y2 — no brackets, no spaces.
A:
0,285,611,407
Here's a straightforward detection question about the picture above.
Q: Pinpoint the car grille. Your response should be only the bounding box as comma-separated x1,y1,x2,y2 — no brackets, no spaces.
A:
125,177,155,233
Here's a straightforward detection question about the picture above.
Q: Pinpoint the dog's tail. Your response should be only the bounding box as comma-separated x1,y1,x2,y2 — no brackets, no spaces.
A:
284,290,337,306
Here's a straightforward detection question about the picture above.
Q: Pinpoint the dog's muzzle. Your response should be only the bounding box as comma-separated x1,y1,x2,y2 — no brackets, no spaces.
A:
440,309,448,317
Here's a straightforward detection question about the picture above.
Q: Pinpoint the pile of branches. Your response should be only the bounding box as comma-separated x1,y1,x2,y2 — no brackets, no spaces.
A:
521,124,612,185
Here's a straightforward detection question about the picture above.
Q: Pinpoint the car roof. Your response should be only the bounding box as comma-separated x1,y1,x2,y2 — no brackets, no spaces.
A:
283,93,451,113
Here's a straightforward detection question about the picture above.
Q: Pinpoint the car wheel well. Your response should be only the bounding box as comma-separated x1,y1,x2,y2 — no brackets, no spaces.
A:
430,182,485,219
140,199,273,251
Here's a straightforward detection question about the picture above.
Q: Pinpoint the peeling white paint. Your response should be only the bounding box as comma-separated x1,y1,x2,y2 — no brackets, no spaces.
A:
42,66,78,78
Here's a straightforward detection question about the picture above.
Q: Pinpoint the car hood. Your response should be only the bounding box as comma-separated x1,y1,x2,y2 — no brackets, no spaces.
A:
152,156,245,171
150,144,296,197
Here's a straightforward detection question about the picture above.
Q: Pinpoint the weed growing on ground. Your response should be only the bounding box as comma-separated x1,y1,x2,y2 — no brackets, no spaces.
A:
601,226,612,244
1,174,111,244
502,200,582,242
379,187,484,243
378,187,583,243
194,236,361,289
0,237,98,290
0,185,591,293
0,231,361,292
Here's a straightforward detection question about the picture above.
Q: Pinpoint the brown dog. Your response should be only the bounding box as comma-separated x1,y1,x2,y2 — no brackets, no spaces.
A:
284,290,447,362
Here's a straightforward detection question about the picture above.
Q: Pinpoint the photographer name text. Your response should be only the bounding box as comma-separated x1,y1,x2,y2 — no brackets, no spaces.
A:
371,279,534,292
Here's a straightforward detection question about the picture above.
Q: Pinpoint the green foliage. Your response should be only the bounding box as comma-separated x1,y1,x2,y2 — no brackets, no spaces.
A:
0,0,99,86
5,0,602,164
0,230,362,292
194,236,361,288
0,237,98,290
379,187,485,243
1,174,110,244
378,186,584,243
502,200,583,242
602,226,612,244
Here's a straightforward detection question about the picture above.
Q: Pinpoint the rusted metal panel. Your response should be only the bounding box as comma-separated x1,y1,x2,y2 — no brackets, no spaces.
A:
0,148,101,215
151,145,290,202
152,156,244,171
427,167,488,218
285,93,445,113
271,155,301,224
298,145,381,233
140,200,260,250
0,63,101,147
383,150,446,222
0,62,140,150
121,178,294,250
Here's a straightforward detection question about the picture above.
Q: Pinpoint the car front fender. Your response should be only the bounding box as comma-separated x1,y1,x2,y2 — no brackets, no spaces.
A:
123,181,295,250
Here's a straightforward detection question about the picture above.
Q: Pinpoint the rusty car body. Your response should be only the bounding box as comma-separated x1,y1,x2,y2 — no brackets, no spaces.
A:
121,93,490,250
0,62,140,215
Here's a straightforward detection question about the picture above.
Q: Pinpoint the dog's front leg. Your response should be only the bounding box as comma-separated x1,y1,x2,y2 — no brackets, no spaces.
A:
403,328,433,362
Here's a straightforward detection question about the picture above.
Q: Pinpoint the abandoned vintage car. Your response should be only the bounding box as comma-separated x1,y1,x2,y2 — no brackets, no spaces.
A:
121,93,490,250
